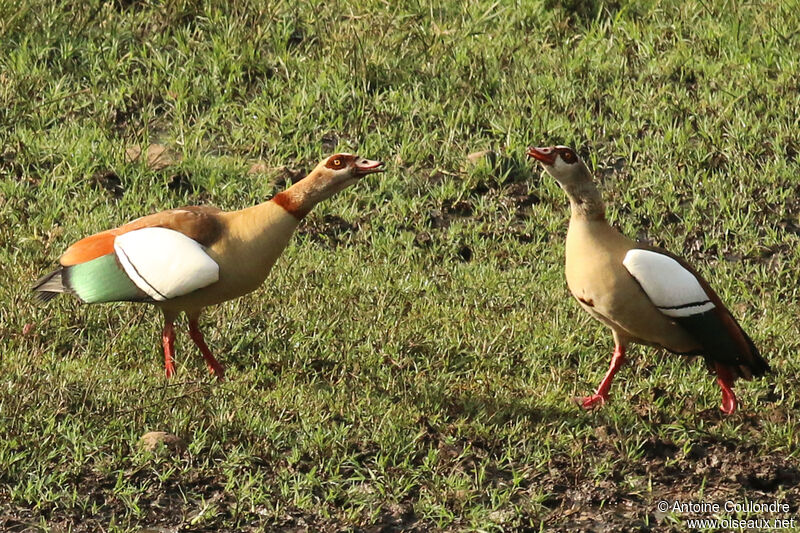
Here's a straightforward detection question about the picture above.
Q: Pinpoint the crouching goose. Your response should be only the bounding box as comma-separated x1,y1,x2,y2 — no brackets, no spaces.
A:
527,145,768,414
33,153,384,380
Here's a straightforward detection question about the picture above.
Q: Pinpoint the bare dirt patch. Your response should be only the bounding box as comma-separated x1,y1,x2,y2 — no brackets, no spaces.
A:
538,418,800,531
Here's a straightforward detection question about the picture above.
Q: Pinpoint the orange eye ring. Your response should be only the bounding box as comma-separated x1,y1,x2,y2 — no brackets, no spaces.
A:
333,159,342,167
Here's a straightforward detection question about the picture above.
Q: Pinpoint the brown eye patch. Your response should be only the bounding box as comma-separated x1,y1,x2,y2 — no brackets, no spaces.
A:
325,154,355,170
559,148,576,163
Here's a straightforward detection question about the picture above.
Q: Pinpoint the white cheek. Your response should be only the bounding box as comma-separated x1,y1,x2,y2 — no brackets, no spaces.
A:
548,157,574,181
552,158,569,173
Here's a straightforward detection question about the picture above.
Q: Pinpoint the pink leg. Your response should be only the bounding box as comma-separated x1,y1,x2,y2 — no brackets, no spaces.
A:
162,320,176,378
577,344,626,410
188,319,225,380
714,363,737,415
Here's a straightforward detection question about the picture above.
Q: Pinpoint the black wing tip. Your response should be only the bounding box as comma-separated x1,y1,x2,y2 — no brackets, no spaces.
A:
34,290,60,303
722,330,769,380
675,310,770,380
32,267,69,303
742,330,770,377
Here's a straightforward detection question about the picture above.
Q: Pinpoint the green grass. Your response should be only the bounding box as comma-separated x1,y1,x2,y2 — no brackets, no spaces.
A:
2,0,799,530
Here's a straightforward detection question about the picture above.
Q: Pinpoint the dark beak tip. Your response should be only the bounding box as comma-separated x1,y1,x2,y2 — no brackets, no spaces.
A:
526,146,556,165
355,160,385,174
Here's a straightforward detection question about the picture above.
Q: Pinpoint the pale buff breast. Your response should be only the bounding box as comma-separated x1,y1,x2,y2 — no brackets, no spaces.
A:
565,219,701,353
158,202,300,314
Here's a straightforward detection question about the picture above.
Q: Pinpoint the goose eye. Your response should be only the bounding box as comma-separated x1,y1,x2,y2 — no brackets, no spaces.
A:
333,159,342,168
561,150,575,163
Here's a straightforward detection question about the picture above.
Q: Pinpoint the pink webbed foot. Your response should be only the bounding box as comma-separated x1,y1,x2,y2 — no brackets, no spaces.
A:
715,363,738,415
204,357,225,380
574,344,626,411
720,393,737,415
575,393,608,410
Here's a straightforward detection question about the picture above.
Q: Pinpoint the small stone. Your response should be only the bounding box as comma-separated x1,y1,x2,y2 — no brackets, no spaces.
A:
125,144,180,170
594,425,610,442
248,162,270,175
139,431,186,455
146,144,179,170
125,145,142,163
466,150,497,166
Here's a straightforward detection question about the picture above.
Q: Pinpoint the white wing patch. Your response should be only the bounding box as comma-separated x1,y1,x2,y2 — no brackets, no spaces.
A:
114,227,219,301
623,249,714,318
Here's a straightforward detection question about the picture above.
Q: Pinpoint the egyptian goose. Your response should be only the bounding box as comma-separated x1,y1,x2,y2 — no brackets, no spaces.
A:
527,145,768,414
33,153,384,380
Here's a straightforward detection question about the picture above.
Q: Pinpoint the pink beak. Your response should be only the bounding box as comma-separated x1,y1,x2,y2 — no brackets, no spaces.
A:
354,158,385,175
526,146,556,165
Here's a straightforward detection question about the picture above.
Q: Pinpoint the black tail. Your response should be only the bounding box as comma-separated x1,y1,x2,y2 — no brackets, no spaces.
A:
32,268,68,302
740,327,770,377
675,309,768,380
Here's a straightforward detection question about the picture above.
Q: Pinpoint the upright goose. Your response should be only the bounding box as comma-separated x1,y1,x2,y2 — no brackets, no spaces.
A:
34,153,384,380
527,145,768,414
